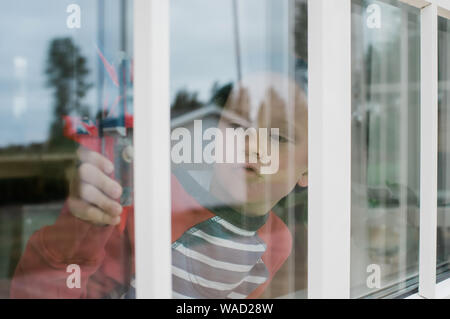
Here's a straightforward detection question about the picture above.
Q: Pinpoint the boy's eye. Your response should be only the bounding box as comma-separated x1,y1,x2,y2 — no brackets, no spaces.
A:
270,134,290,143
228,122,242,129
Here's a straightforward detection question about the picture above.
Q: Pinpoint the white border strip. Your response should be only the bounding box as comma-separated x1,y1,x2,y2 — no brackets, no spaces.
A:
435,278,450,298
134,0,172,299
433,0,450,12
407,278,450,299
419,2,438,299
398,0,430,9
398,0,450,12
308,0,352,298
438,7,450,20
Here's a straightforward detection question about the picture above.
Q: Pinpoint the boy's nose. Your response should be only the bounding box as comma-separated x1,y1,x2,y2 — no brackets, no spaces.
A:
244,130,260,162
246,147,260,160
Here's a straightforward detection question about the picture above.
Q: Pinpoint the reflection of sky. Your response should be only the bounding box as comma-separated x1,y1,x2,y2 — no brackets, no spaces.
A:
170,0,291,102
0,0,292,147
0,0,98,147
0,0,131,148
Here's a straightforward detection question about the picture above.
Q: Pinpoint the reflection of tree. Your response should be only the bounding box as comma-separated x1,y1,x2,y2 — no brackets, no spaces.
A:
171,88,203,118
294,0,307,61
170,82,234,118
0,143,45,156
45,37,92,150
210,82,233,108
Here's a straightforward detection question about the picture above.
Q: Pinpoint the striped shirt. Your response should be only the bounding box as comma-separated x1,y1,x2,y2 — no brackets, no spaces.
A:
115,215,269,299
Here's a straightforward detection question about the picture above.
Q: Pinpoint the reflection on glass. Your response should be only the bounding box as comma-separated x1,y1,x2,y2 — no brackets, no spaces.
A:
1,0,134,299
351,0,420,298
170,0,308,299
437,16,450,282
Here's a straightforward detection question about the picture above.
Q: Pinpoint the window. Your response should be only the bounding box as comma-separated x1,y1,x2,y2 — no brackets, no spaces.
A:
351,0,421,298
169,0,308,299
307,0,450,299
0,0,135,299
3,0,450,300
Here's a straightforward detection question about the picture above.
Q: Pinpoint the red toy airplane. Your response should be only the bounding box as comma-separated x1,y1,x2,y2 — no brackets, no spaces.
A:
63,46,134,233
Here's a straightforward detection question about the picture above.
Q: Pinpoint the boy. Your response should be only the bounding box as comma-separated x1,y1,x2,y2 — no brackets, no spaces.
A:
10,72,308,299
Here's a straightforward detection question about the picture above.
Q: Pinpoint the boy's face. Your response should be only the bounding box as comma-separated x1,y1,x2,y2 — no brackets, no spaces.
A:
210,73,308,216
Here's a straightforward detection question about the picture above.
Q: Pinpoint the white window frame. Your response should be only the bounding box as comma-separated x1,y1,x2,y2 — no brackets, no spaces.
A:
134,0,172,299
131,0,450,299
307,0,352,299
414,0,450,300
418,0,438,300
309,0,450,299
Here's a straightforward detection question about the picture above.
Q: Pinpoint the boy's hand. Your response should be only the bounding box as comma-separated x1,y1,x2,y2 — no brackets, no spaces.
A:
68,147,123,226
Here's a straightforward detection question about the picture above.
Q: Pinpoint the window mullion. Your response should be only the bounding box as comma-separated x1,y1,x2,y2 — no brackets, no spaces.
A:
307,0,352,299
134,0,172,299
419,2,438,299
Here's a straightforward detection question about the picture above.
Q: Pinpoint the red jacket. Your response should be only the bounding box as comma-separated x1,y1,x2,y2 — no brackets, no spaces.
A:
10,175,292,299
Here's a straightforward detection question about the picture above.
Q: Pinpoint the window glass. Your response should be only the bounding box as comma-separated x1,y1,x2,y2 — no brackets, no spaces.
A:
0,0,135,299
170,0,308,299
437,15,450,283
351,0,420,298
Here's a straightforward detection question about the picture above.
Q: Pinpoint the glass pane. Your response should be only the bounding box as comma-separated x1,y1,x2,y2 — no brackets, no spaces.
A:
1,0,135,298
170,0,308,299
351,0,420,298
437,16,450,283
